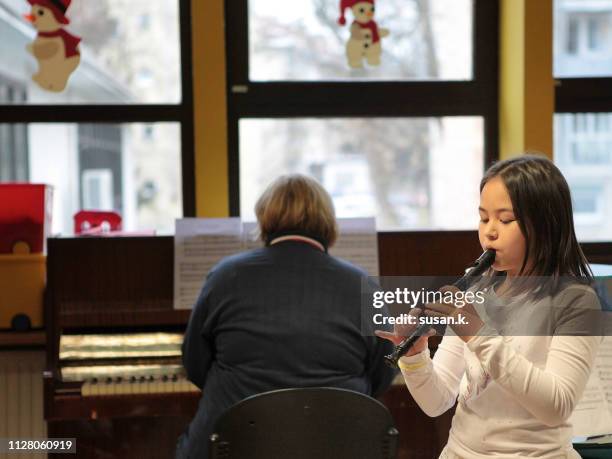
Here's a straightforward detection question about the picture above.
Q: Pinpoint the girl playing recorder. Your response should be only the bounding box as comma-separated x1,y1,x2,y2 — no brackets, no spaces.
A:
377,154,602,459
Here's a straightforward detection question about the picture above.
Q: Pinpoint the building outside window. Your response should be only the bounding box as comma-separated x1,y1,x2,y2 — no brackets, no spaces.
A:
554,0,612,241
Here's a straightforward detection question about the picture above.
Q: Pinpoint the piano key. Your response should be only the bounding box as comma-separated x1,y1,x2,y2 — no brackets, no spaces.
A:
82,381,92,396
149,378,162,394
87,379,100,396
160,376,172,392
179,379,190,392
114,380,132,395
130,377,140,395
98,378,115,396
185,379,200,393
169,374,179,393
130,379,140,395
135,376,147,395
139,376,149,394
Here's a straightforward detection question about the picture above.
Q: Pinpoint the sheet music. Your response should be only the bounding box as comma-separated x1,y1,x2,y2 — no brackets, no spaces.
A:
330,217,379,276
174,217,380,309
571,336,612,438
173,218,242,310
596,337,612,417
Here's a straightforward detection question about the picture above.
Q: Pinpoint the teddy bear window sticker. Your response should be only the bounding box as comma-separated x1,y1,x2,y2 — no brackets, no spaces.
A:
23,0,81,92
337,0,390,69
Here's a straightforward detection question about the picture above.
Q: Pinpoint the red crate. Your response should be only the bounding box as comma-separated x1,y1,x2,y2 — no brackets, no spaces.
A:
0,184,53,254
74,210,122,235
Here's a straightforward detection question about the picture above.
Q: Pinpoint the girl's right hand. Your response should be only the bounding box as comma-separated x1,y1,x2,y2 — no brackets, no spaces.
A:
374,308,435,357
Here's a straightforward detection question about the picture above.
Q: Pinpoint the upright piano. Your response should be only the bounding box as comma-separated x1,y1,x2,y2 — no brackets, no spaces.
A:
44,236,200,458
44,232,483,458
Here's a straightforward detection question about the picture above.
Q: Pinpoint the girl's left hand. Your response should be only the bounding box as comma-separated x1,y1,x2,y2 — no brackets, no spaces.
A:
424,285,485,343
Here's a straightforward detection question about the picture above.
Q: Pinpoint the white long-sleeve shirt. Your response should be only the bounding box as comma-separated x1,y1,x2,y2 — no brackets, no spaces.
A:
399,284,602,459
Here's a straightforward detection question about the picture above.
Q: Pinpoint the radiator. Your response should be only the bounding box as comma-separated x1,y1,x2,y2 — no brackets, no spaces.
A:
0,351,46,459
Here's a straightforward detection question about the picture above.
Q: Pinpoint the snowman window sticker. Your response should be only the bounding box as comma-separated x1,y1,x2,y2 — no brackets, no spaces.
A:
23,0,81,92
337,0,390,69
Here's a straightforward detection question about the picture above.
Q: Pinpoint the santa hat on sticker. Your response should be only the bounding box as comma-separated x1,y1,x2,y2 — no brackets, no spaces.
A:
338,0,374,25
28,0,72,25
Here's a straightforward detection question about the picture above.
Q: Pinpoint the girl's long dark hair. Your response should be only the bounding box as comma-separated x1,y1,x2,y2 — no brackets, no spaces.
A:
481,154,592,289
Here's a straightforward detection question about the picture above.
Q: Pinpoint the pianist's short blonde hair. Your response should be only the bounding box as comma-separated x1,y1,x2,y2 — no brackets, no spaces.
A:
255,174,338,248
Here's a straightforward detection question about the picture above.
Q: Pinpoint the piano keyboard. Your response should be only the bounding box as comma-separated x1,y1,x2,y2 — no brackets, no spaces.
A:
57,332,200,396
62,363,199,396
81,374,199,396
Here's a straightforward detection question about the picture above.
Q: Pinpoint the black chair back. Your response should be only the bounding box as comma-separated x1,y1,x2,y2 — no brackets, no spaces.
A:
209,387,398,459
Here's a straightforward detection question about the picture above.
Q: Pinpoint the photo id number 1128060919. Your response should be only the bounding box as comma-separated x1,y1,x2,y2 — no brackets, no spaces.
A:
0,438,76,454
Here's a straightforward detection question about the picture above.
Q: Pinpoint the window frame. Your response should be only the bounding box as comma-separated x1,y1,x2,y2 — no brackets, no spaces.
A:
225,0,500,218
555,92,612,248
554,5,612,248
0,0,196,217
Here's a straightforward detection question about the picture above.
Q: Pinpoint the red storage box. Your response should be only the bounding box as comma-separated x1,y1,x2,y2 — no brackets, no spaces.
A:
0,184,53,254
74,210,122,235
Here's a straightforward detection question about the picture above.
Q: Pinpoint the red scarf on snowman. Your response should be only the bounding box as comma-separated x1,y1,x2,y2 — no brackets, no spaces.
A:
38,29,81,58
354,20,380,43
28,0,80,58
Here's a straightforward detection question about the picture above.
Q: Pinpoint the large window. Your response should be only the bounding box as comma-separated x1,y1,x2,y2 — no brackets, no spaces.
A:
0,0,194,234
227,0,499,230
554,0,612,242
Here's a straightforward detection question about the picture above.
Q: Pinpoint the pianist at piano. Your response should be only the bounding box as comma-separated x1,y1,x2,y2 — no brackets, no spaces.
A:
175,174,396,458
